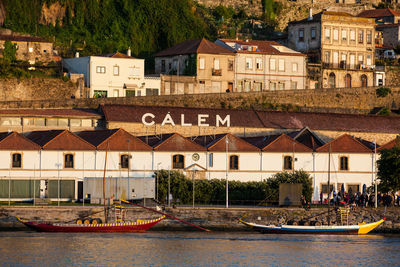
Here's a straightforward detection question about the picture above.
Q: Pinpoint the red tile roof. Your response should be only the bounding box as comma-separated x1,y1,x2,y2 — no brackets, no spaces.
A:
155,38,235,57
358,8,400,18
152,133,206,152
206,133,260,152
0,132,41,150
377,137,400,151
316,134,373,153
99,52,136,59
218,39,305,56
78,128,152,151
0,34,51,43
0,108,101,118
26,130,96,150
251,134,312,152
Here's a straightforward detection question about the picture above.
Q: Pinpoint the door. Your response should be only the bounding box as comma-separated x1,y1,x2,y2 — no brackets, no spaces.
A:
345,74,352,88
228,82,233,92
361,75,368,87
40,180,47,198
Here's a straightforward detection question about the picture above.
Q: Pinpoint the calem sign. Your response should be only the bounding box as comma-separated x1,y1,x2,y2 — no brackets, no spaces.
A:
141,113,231,127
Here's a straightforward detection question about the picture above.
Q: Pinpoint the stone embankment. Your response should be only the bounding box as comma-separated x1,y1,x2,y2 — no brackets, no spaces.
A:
1,206,399,233
1,86,400,115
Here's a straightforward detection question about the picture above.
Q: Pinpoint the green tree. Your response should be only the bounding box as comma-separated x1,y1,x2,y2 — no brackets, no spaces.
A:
377,146,400,194
265,170,313,203
3,41,17,62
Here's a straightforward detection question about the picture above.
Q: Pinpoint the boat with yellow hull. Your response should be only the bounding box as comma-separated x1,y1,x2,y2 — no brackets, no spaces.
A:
239,218,385,235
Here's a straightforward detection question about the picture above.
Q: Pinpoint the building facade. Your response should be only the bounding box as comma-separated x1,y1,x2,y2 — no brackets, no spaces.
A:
0,127,392,203
288,11,376,89
215,39,307,91
0,33,54,64
63,52,160,98
155,38,236,94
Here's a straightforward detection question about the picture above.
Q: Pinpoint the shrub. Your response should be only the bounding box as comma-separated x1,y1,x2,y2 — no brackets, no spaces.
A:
376,87,391,98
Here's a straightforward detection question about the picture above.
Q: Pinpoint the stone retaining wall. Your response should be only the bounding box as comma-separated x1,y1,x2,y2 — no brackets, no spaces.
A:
1,206,399,233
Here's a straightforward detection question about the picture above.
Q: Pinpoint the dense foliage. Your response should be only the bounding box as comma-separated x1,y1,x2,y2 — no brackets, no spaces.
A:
2,0,210,60
154,169,313,206
154,170,268,206
377,146,400,194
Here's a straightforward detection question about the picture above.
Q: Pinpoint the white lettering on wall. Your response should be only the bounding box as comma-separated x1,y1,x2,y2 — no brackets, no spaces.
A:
181,114,192,126
142,113,155,126
198,114,209,126
216,115,230,127
161,113,175,126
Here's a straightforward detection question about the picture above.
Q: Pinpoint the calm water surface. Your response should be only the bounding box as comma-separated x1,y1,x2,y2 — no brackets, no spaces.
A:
0,231,399,266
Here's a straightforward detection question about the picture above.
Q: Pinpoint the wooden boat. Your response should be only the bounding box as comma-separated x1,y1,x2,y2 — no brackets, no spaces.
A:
18,215,165,232
239,218,385,235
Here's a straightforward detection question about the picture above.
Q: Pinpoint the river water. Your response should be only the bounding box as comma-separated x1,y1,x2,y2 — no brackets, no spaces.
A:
1,231,399,266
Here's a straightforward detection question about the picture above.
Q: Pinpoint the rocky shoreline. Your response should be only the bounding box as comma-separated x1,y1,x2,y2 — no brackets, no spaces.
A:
1,206,399,233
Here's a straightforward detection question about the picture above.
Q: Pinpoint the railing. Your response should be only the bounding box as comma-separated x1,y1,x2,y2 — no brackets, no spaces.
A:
322,62,374,71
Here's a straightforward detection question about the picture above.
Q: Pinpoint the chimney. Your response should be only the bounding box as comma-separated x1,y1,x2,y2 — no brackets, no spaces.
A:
308,8,313,21
127,47,131,57
75,52,79,58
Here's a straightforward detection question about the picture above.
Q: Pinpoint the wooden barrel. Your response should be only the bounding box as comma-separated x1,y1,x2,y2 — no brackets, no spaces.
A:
76,219,83,225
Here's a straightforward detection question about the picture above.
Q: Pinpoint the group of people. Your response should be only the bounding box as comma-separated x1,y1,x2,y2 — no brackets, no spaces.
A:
319,191,400,208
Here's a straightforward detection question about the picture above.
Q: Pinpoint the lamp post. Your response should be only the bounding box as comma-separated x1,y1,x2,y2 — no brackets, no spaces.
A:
225,137,229,208
127,139,131,201
168,167,171,207
192,169,197,208
156,162,161,201
56,163,62,207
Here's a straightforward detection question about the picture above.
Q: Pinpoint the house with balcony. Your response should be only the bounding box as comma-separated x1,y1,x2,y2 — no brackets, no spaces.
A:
215,39,307,91
63,51,160,98
288,10,377,89
154,38,235,94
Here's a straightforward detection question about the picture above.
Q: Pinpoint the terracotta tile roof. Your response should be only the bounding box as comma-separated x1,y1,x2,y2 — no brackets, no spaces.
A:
26,130,95,150
218,39,305,56
358,8,400,18
205,133,260,152
0,132,40,150
316,134,373,153
78,128,152,151
377,136,400,151
98,52,136,59
148,133,206,152
155,38,235,57
0,34,51,43
101,104,264,128
0,108,101,118
102,104,400,134
259,134,312,152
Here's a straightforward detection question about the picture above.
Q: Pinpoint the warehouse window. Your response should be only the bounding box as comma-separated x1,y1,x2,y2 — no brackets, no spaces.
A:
340,156,349,171
120,154,130,169
64,154,74,168
173,154,184,169
229,155,239,170
283,156,293,170
12,153,22,168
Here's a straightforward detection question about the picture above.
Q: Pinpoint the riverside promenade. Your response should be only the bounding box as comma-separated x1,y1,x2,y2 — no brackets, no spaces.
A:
1,205,399,233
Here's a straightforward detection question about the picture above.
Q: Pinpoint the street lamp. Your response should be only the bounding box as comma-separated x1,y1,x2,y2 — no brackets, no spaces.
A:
56,163,62,207
156,162,161,201
192,168,197,208
168,166,171,207
226,137,229,208
127,139,131,201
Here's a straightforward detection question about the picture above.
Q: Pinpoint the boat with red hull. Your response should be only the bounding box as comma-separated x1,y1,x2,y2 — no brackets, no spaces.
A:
18,216,165,233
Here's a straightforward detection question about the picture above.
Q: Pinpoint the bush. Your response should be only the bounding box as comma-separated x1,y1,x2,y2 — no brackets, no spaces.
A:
376,87,391,98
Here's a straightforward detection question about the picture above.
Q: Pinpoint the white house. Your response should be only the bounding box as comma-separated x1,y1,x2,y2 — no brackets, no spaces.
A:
63,51,160,98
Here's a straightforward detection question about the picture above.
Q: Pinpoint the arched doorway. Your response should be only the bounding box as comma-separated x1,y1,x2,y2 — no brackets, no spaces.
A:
345,74,352,88
328,73,336,88
361,75,368,87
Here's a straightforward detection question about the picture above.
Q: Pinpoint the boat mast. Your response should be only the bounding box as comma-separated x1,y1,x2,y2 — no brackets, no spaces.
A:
327,143,331,226
103,142,109,223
